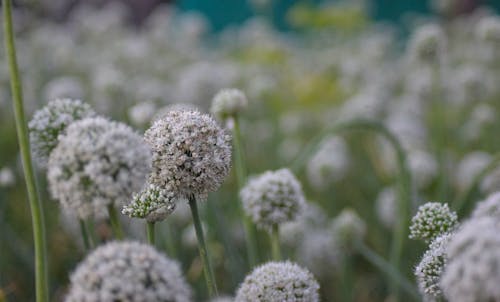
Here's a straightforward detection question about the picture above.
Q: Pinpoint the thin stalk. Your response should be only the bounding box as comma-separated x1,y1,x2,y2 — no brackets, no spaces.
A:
355,241,420,300
106,204,124,240
233,116,258,267
454,153,500,215
163,223,177,257
3,1,49,301
340,256,353,302
146,222,155,245
188,195,218,297
290,119,411,299
270,224,281,261
78,219,93,250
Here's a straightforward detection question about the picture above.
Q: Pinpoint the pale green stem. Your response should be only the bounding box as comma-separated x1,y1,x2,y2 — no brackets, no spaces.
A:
341,256,353,302
107,204,124,240
188,195,218,297
233,116,258,267
454,153,500,215
270,224,281,261
79,219,93,251
290,119,412,299
163,223,177,257
3,1,49,301
147,222,155,245
355,241,420,300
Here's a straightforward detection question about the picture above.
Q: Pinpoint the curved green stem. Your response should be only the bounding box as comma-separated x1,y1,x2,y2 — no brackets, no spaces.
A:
107,204,124,240
454,153,500,215
147,222,155,245
270,224,281,261
3,1,49,301
79,219,93,251
233,116,258,267
188,195,218,297
291,119,412,299
355,241,419,300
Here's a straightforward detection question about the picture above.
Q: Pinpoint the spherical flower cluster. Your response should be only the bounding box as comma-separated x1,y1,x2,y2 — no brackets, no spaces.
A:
441,217,500,302
48,117,151,219
128,101,156,127
454,151,491,191
122,183,176,222
415,232,453,299
145,110,231,200
471,191,500,219
476,16,500,43
65,241,192,302
331,208,366,250
297,230,340,278
210,88,248,121
375,187,397,229
408,24,445,64
306,136,350,190
29,98,96,166
0,167,15,188
235,261,320,302
409,202,458,243
240,168,306,230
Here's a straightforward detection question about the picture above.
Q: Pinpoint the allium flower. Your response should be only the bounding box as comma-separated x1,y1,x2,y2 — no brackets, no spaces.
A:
306,136,350,190
280,203,328,246
210,88,248,121
375,187,397,229
480,167,500,195
152,103,199,124
415,233,453,299
240,168,306,230
409,202,458,243
29,98,96,166
454,151,491,191
408,24,445,64
297,230,340,278
122,183,176,222
476,16,500,43
65,241,192,302
408,150,438,189
128,101,156,127
235,261,320,302
0,167,15,188
48,117,151,219
331,208,366,250
441,217,500,302
145,110,231,200
471,191,500,219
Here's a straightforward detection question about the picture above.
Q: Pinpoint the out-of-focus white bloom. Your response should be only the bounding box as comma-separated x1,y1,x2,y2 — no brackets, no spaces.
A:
181,222,207,249
441,217,500,302
450,65,486,105
128,102,157,127
480,167,500,195
408,150,438,189
43,77,84,102
145,110,232,200
210,88,248,121
331,208,366,250
415,233,453,299
210,296,233,302
0,167,15,188
463,103,496,142
48,117,151,219
408,24,446,64
122,183,176,223
306,136,350,190
297,230,340,278
431,0,459,15
338,88,386,122
280,203,328,246
454,151,491,191
240,168,306,230
375,187,397,229
235,261,320,302
472,191,500,219
29,98,96,166
278,138,302,162
409,202,458,243
476,16,500,42
65,241,192,302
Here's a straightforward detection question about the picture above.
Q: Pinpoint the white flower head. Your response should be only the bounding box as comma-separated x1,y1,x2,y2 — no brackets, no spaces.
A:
476,16,500,43
375,187,397,229
415,232,453,299
455,151,491,191
145,110,232,200
48,117,151,219
65,241,192,302
409,202,458,243
235,261,320,302
441,217,500,302
331,208,366,250
29,98,96,166
0,167,15,188
408,24,446,64
210,88,248,121
122,183,176,223
472,191,500,219
240,168,306,230
297,229,340,278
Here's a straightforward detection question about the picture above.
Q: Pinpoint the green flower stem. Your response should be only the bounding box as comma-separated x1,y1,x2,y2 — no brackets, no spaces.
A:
454,153,500,215
270,224,281,261
3,1,49,301
291,119,412,299
340,256,353,302
106,204,124,240
163,223,177,257
355,241,420,300
233,116,258,267
146,222,155,245
188,195,218,297
79,219,94,251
